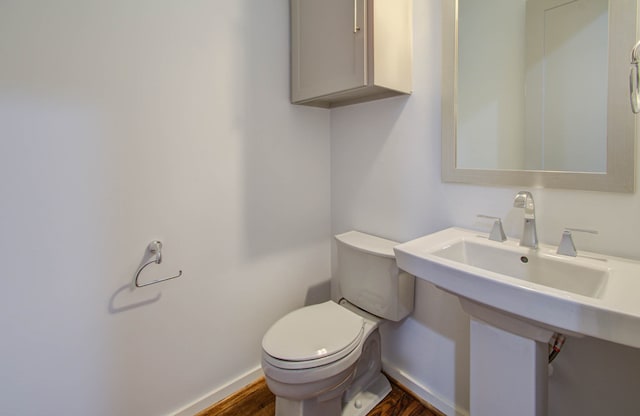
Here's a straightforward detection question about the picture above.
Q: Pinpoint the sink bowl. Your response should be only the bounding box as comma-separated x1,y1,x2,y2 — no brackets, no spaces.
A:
394,227,640,348
433,238,608,298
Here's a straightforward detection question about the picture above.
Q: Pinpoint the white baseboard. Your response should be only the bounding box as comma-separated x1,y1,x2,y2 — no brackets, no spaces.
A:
172,366,264,416
382,363,469,416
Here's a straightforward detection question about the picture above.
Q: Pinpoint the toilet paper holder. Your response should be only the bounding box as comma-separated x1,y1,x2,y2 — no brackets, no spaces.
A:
134,240,183,288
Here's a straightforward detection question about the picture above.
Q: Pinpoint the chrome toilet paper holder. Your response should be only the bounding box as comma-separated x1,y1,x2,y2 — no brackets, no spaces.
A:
134,240,183,288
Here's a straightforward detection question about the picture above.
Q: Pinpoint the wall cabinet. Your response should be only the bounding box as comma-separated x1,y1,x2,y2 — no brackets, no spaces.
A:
291,0,412,108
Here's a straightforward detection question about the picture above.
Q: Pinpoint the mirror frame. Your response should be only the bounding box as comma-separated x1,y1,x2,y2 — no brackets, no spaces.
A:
442,0,637,192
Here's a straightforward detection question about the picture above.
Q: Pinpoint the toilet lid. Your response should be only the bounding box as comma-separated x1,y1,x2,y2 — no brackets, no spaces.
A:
262,301,364,363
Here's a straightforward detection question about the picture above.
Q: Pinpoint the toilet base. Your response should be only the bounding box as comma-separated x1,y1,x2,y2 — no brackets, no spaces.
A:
342,373,391,416
276,395,341,416
274,373,391,416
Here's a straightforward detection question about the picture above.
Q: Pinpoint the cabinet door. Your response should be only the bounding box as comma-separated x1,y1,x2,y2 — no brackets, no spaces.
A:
291,0,367,102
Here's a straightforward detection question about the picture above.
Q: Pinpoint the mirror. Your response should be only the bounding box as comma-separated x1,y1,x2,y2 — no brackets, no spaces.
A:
442,0,637,192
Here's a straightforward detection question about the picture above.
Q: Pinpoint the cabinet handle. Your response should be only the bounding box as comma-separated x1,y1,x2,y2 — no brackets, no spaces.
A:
354,0,361,33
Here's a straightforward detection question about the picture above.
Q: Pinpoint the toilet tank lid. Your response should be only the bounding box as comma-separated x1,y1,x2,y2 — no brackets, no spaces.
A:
334,231,398,258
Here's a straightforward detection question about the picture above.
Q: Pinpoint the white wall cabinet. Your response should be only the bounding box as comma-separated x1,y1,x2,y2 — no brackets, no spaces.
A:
291,0,412,108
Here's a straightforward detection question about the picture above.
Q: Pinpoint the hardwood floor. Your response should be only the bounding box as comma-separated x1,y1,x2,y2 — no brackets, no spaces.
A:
198,378,275,416
368,381,443,416
197,376,443,416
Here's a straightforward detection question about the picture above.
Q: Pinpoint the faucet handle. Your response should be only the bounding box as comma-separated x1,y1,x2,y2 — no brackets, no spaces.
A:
556,228,598,257
477,215,507,242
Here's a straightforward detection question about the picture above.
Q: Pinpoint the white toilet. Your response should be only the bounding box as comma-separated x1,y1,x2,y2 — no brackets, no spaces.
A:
261,231,415,416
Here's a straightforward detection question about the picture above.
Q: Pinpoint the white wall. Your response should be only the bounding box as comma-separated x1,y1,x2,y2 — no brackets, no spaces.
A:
331,0,640,415
0,1,331,415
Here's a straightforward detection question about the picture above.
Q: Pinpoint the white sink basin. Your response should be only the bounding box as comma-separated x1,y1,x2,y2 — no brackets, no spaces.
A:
433,238,608,298
394,227,640,348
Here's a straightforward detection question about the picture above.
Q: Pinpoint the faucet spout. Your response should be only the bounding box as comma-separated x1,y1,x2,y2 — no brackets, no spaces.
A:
513,191,538,248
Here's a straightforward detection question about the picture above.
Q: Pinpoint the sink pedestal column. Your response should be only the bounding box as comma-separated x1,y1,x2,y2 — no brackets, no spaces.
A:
470,318,548,416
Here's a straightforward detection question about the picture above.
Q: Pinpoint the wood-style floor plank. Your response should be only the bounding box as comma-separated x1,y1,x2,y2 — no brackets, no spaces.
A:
368,380,443,416
198,377,275,416
197,376,443,416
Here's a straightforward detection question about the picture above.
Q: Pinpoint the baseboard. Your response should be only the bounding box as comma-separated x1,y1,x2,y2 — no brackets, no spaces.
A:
382,362,469,416
172,367,264,416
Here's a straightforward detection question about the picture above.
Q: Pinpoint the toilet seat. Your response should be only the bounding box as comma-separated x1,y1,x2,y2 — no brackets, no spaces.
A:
262,301,364,370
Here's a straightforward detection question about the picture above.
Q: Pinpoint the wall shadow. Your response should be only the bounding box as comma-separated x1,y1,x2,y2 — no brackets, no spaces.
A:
304,279,332,306
108,283,161,314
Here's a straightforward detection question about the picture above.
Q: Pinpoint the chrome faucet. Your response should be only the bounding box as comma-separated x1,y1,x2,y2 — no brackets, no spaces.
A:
513,191,538,249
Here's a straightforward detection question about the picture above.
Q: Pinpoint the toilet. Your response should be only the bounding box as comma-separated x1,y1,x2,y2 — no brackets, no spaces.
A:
261,231,415,416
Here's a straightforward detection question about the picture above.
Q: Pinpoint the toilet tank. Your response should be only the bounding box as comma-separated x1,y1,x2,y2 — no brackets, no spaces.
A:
335,231,415,321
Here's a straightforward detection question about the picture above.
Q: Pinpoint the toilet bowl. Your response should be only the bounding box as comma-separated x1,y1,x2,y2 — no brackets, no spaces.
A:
262,300,390,416
261,231,415,416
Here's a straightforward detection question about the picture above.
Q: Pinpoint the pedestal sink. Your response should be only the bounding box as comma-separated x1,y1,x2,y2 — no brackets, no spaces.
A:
394,227,640,416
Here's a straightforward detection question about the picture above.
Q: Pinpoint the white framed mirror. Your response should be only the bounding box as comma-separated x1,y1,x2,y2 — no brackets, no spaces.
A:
442,0,637,192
